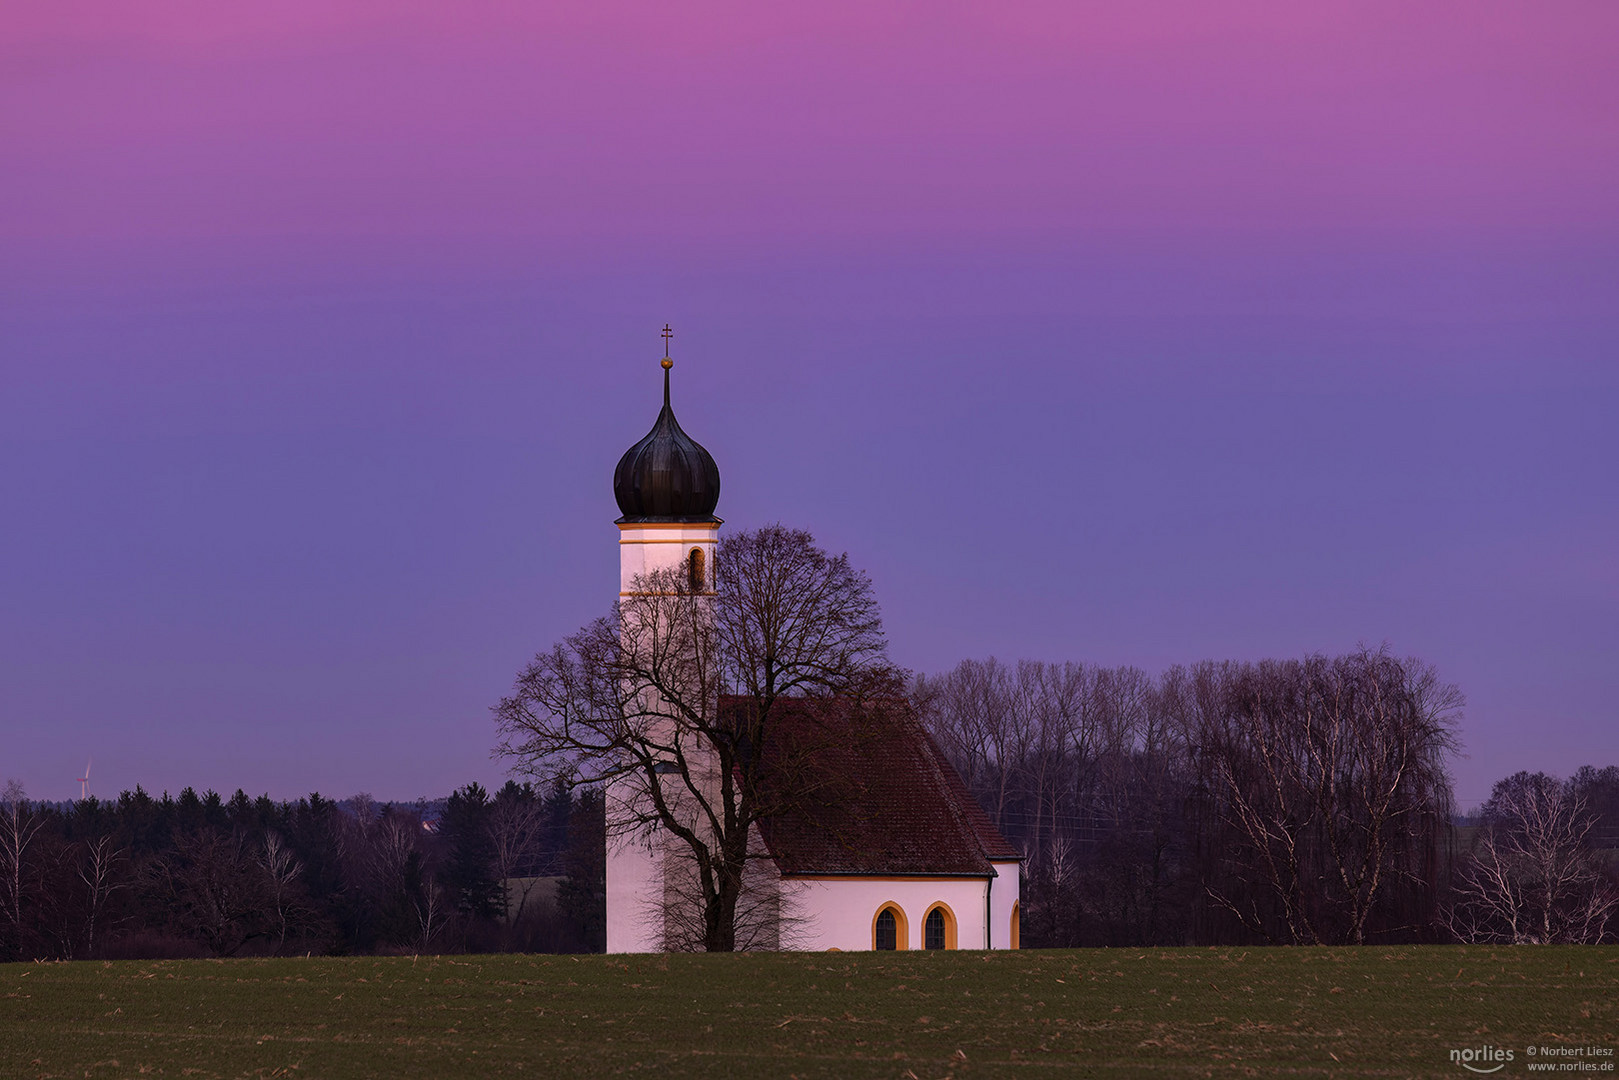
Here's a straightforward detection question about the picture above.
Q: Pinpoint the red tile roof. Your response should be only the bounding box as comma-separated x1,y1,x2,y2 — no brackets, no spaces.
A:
741,696,1022,877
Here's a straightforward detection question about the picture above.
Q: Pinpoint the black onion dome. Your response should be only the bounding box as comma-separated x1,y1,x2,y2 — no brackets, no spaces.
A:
613,362,721,522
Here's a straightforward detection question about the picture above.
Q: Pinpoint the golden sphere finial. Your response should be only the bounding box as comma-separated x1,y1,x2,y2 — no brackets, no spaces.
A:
661,357,673,370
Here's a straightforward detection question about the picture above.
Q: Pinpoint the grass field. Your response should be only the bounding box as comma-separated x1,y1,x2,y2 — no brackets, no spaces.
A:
3,946,1615,1078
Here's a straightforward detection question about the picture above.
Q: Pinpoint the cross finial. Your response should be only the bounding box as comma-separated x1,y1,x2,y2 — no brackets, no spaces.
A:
661,324,673,357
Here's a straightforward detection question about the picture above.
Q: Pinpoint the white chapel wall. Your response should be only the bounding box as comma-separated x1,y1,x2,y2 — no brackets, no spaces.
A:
604,792,664,953
988,861,1021,950
782,876,1013,951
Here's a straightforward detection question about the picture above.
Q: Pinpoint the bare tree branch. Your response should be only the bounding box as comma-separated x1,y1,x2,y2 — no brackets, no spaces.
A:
493,525,896,951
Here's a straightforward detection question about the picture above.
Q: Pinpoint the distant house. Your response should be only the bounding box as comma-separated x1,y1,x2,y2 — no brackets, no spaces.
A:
602,357,1021,951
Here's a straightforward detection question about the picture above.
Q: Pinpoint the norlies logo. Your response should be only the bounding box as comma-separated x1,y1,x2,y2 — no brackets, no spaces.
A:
1452,1046,1516,1073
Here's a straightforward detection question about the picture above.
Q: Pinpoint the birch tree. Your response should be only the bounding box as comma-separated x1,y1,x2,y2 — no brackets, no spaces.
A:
0,781,46,960
1445,772,1619,944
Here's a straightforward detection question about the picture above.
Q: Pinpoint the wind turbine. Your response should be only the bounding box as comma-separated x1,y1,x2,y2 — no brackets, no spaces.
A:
77,759,91,801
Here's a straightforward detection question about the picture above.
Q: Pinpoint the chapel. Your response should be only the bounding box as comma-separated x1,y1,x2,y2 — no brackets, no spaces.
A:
604,351,1022,952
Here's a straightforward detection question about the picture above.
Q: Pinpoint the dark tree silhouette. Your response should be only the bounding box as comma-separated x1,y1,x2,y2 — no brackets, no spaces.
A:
494,524,897,952
440,782,502,923
557,789,607,952
1186,650,1460,945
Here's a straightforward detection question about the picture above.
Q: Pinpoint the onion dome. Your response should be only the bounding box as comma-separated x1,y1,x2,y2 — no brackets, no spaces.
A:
613,359,721,522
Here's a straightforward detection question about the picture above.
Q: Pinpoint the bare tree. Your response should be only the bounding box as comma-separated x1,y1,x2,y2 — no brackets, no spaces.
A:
654,835,811,952
913,658,1064,841
1189,649,1459,945
366,813,420,894
488,782,552,947
1445,771,1619,944
260,831,305,954
0,781,46,960
414,877,447,952
75,834,129,958
1026,661,1093,866
1569,765,1619,838
360,810,434,950
918,659,1185,947
152,829,270,956
912,664,995,811
1086,665,1186,946
495,525,895,952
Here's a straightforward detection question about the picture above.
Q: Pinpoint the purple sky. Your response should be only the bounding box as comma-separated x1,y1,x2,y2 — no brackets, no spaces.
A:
3,2,1616,809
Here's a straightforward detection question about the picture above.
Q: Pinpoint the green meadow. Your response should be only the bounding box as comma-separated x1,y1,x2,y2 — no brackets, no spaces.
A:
3,946,1615,1079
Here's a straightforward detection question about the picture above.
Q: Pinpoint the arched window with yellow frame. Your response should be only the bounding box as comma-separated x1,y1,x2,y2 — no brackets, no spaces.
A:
687,547,705,592
872,903,907,950
922,901,957,950
1009,901,1020,950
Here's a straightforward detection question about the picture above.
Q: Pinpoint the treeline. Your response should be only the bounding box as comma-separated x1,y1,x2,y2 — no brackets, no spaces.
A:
7,647,1613,959
0,779,604,962
916,648,1619,948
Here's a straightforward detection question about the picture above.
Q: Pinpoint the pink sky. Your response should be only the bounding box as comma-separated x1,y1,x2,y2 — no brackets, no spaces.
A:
2,3,1616,804
5,2,1616,247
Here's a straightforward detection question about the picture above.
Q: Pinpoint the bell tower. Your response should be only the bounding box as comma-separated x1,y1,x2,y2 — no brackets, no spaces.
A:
611,343,721,599
605,333,723,952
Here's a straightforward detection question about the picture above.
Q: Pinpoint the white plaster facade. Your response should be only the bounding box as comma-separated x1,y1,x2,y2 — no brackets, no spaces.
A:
604,815,666,953
605,518,720,954
988,860,1022,949
781,868,1021,951
609,841,1022,953
616,522,718,595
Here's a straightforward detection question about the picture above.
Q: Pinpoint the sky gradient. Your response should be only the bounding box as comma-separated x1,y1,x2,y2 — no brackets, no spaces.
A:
3,1,1616,809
